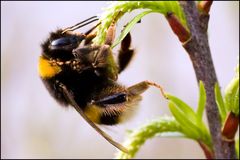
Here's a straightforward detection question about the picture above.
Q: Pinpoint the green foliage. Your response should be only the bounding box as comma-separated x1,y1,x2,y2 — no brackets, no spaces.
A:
115,116,181,159
166,83,211,147
111,10,153,48
236,138,239,158
197,81,206,120
214,83,227,123
168,101,201,139
214,63,239,126
94,1,239,159
116,81,212,158
93,1,187,45
224,64,239,116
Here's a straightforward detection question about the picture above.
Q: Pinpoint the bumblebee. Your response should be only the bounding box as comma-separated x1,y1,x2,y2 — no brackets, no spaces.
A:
38,16,164,152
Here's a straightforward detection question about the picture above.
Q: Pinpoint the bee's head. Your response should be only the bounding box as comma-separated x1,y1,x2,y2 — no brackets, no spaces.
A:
41,29,85,61
41,16,99,62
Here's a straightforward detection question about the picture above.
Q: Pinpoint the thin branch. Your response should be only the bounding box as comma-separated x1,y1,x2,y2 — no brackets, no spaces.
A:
179,1,236,159
197,1,212,33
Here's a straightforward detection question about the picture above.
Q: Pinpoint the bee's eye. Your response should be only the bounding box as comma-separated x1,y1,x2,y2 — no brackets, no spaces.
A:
51,36,77,46
50,36,79,51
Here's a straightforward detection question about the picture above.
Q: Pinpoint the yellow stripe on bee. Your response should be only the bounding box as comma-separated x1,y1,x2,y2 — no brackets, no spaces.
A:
38,56,62,78
84,104,102,124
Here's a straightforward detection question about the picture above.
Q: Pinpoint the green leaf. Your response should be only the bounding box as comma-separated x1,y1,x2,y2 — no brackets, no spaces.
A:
169,101,211,148
167,94,198,124
156,132,186,138
197,81,207,120
235,64,239,77
93,1,187,45
236,138,239,158
225,75,239,115
168,102,200,139
233,87,239,115
214,82,227,122
115,116,181,159
196,82,211,146
111,10,153,48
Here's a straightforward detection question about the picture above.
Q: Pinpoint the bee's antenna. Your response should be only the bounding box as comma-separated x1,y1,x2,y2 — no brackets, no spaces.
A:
69,16,98,29
62,16,99,34
84,22,101,35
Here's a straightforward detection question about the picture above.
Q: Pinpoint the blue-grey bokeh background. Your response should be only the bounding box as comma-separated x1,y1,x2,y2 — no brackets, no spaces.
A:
1,1,239,159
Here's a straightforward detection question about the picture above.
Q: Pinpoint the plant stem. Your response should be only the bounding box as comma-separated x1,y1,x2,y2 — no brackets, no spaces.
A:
179,1,236,159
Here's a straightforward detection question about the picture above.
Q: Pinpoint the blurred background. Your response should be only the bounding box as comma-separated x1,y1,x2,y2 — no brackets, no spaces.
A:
1,1,239,159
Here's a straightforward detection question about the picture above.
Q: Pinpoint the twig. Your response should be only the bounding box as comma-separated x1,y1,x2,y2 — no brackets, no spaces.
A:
179,1,236,159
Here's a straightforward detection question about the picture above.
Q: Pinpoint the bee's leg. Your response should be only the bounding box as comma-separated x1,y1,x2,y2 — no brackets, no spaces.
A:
116,19,142,73
74,21,116,65
84,33,97,45
117,32,135,73
58,82,128,153
81,21,100,45
73,45,100,59
93,45,110,67
93,21,117,67
78,21,116,64
105,22,116,46
90,89,133,126
127,80,167,98
93,45,118,80
90,92,127,125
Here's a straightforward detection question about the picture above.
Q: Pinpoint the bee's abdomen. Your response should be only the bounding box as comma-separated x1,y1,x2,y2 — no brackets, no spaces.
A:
57,69,106,109
99,114,120,125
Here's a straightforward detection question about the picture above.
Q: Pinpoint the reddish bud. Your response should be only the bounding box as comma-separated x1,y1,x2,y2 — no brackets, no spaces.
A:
198,141,214,159
222,112,239,140
166,12,190,43
198,1,213,14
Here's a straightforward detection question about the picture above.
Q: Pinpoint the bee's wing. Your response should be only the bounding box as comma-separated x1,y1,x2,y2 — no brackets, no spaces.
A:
59,83,128,153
